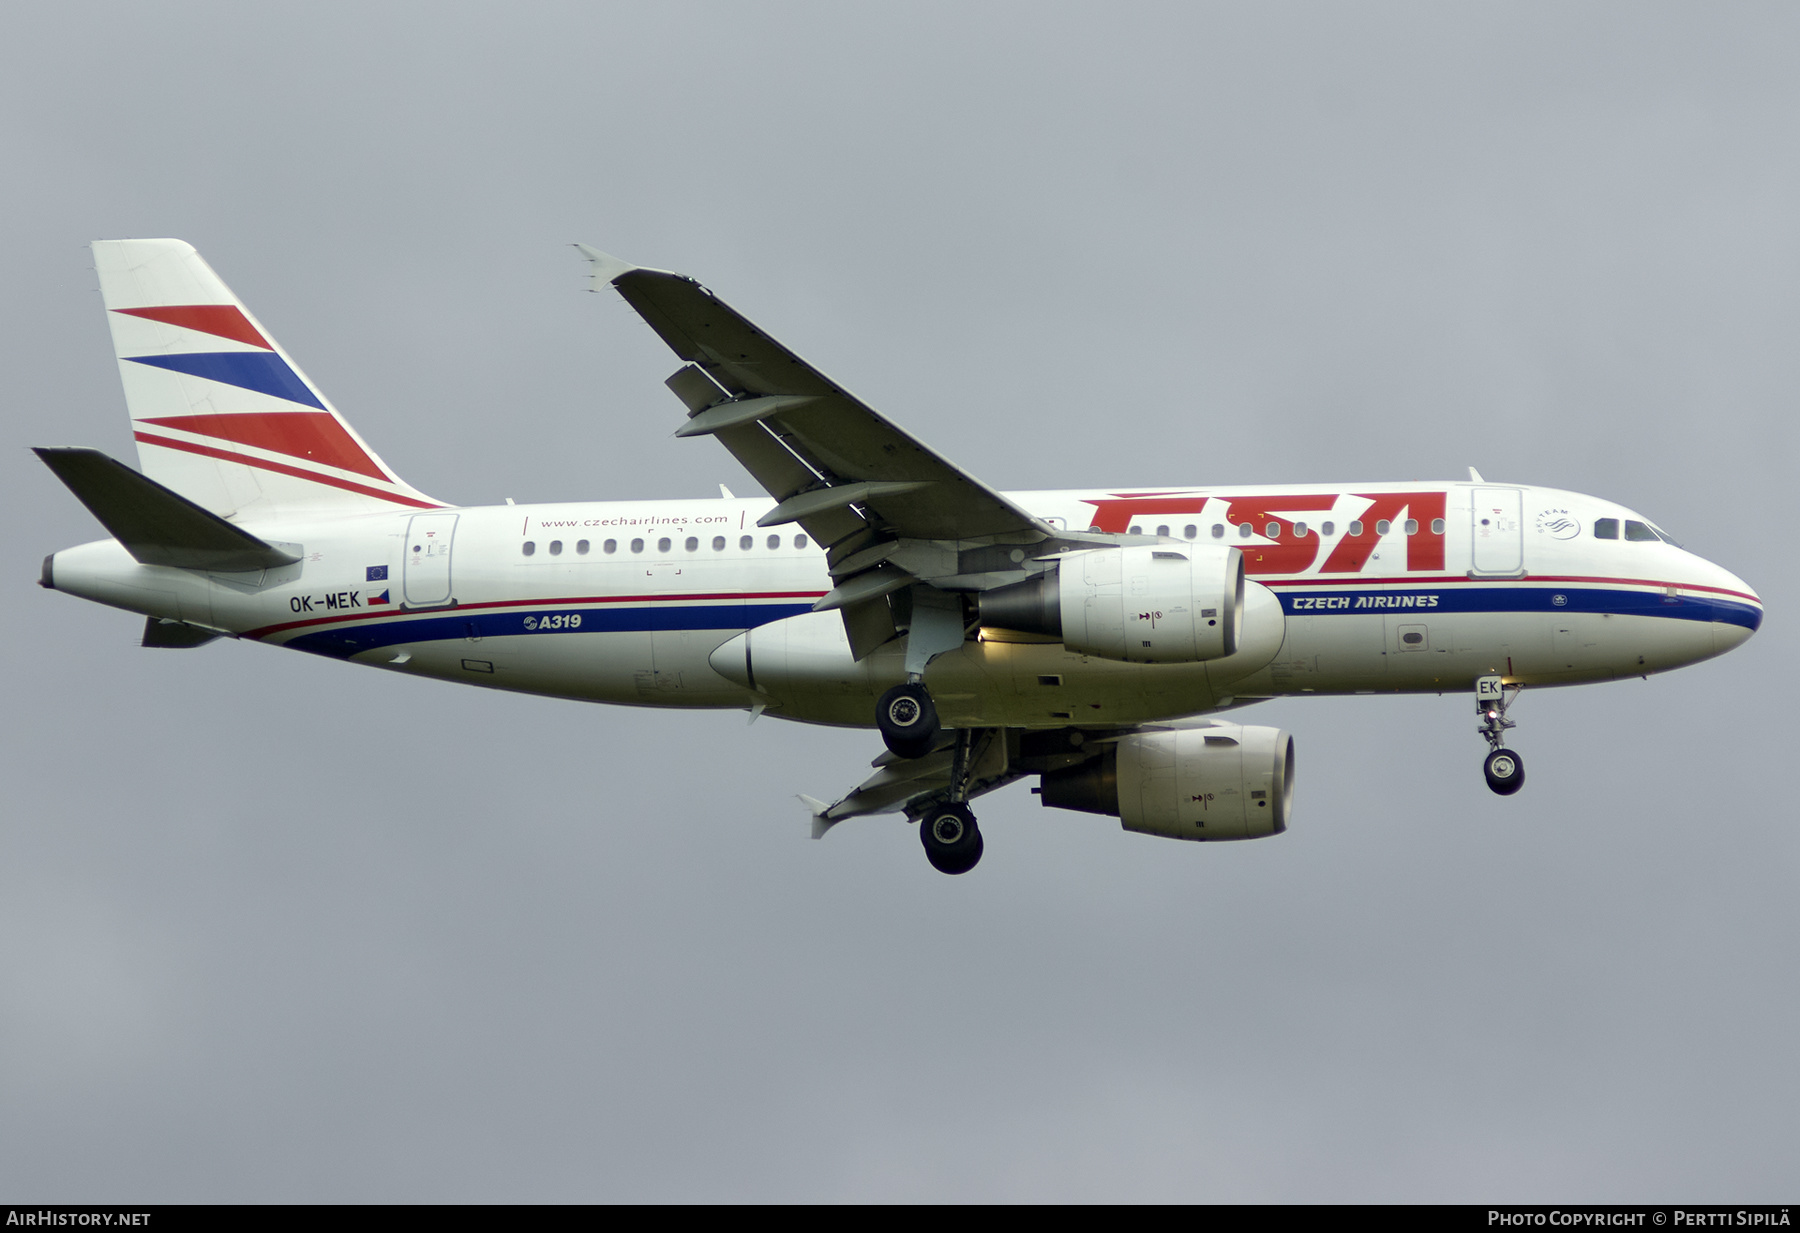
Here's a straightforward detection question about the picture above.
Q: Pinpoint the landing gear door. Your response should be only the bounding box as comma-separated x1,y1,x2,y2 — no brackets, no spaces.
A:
1470,487,1523,576
403,514,459,607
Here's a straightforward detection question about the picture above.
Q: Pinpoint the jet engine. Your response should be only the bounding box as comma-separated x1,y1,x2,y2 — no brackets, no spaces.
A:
979,543,1244,664
1037,723,1293,841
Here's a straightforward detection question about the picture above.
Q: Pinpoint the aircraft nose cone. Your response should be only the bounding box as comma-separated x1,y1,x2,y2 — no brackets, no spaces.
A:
1693,558,1760,653
1714,616,1757,655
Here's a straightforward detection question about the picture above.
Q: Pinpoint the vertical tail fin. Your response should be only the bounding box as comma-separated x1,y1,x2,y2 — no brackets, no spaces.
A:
93,239,441,520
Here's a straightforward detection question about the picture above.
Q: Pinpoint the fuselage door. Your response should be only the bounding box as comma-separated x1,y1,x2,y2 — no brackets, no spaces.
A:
403,513,459,606
1470,487,1523,576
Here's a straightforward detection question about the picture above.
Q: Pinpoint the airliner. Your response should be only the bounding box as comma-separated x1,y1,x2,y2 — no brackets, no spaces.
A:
36,240,1763,874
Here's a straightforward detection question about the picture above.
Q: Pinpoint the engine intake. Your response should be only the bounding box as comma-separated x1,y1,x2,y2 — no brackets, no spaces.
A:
980,544,1244,664
1039,724,1293,841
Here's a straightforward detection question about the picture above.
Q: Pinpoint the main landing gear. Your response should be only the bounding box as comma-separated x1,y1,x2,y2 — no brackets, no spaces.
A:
877,680,939,761
919,803,983,875
911,726,989,875
1476,675,1525,795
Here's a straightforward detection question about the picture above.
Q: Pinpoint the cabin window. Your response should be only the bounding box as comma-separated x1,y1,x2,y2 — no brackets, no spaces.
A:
1376,519,1391,536
1349,520,1364,537
549,540,563,555
1156,524,1170,538
1594,518,1619,540
1128,525,1143,535
796,534,809,549
576,539,590,555
740,535,754,550
685,536,699,552
1211,524,1225,539
1431,518,1445,535
631,538,645,553
712,536,726,551
1625,520,1658,542
1184,524,1197,539
1238,522,1253,539
658,537,672,553
604,539,617,554
1321,521,1335,536
1293,521,1308,537
767,534,780,550
1403,519,1417,536
1401,631,1425,646
521,541,536,557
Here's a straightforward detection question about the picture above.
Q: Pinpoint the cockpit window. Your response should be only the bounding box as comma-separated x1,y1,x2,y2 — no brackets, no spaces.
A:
1625,520,1658,542
1593,518,1619,540
1650,524,1682,548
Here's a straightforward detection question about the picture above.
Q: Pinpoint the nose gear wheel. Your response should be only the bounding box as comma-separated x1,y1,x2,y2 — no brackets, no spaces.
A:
1483,747,1526,795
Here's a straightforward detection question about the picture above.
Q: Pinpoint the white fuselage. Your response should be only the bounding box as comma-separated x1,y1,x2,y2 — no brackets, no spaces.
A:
46,481,1762,731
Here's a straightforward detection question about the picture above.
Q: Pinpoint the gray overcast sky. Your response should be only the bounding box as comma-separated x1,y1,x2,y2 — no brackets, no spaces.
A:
2,2,1795,1202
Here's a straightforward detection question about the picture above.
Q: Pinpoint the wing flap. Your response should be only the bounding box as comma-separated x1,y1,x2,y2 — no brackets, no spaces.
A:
809,728,1021,824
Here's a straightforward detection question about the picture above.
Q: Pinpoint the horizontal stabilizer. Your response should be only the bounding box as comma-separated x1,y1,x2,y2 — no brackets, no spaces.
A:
35,447,301,571
142,617,222,649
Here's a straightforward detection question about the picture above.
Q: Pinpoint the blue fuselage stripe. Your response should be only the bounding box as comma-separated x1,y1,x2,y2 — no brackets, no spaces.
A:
1274,585,1762,630
285,601,815,659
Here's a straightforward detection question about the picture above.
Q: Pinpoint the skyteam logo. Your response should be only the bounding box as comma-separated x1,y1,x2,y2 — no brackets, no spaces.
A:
1536,508,1580,539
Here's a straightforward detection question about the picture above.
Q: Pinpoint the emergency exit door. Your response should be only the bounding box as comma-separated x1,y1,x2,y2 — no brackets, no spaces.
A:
403,514,458,606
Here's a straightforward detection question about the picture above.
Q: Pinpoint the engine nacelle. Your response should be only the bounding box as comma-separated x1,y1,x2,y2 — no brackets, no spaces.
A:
980,543,1243,664
1038,723,1294,841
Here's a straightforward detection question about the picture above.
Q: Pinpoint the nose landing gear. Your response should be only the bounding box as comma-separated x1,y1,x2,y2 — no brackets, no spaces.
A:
1476,675,1525,795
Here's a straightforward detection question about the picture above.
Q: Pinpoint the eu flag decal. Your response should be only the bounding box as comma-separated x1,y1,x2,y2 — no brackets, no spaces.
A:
366,565,388,581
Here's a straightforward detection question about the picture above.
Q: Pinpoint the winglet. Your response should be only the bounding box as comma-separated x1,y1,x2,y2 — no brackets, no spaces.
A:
573,243,639,290
799,794,837,840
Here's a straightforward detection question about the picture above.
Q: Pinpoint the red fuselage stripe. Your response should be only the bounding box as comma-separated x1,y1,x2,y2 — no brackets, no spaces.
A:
1261,573,1760,604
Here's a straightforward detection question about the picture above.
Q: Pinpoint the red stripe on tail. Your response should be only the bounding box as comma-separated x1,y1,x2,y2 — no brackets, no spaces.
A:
113,304,272,349
133,431,441,509
141,411,388,480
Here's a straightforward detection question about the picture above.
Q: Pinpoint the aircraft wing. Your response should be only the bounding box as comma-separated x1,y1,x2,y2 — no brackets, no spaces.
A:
577,247,1053,555
804,729,1022,837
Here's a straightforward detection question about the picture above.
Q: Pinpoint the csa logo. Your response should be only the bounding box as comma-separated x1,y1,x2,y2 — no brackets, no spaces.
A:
1535,509,1580,540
